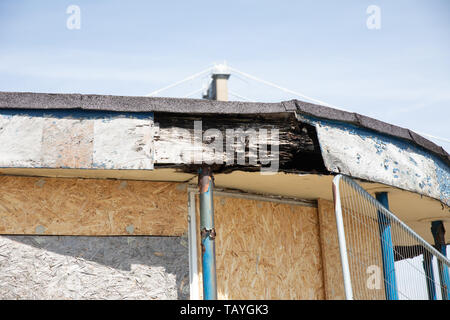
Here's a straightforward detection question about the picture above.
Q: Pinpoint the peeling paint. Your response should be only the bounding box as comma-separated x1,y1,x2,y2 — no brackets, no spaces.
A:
297,114,450,206
0,113,45,167
93,117,153,170
0,110,154,171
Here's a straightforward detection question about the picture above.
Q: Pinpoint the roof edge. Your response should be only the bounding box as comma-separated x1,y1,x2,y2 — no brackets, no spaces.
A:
0,91,448,165
292,99,449,165
0,91,286,114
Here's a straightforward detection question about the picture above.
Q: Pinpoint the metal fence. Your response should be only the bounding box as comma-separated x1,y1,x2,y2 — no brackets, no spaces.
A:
332,174,450,300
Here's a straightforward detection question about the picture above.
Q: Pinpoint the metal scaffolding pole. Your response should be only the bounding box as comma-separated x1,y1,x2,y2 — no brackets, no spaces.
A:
423,250,437,300
198,166,217,300
376,192,398,300
431,220,450,300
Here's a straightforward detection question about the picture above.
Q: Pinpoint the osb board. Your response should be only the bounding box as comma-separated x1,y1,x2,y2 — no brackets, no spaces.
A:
317,199,345,300
342,207,386,300
3,168,449,245
0,235,189,299
317,199,386,300
0,176,187,236
196,195,324,300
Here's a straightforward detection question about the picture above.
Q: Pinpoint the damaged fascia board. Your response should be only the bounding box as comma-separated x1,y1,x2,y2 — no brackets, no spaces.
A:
152,113,307,170
297,114,450,206
0,109,154,170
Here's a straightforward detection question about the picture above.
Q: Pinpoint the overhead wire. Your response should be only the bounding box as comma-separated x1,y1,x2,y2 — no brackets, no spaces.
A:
146,66,213,97
146,64,449,145
228,90,253,102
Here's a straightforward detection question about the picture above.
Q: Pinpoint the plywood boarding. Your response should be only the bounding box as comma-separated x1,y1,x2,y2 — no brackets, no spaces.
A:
0,176,187,236
2,168,448,245
0,235,189,299
317,199,345,300
343,205,386,300
317,199,386,300
196,195,324,300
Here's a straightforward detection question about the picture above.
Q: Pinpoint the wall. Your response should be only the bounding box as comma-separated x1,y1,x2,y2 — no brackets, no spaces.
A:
0,176,187,236
317,199,346,300
0,235,189,299
0,175,328,300
0,175,189,299
317,199,386,300
0,110,154,170
196,195,325,300
301,115,450,207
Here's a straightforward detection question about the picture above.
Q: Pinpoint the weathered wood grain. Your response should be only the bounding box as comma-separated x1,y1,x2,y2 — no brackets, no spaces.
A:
0,176,187,236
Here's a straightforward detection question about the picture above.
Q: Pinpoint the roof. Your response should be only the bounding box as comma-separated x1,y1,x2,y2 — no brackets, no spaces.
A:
0,91,448,164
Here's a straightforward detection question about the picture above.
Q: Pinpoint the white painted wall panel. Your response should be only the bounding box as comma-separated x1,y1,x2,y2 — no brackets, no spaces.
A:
0,111,154,170
0,114,44,167
93,117,153,170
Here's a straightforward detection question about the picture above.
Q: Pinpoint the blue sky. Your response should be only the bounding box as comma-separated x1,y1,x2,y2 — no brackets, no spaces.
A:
0,0,449,150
